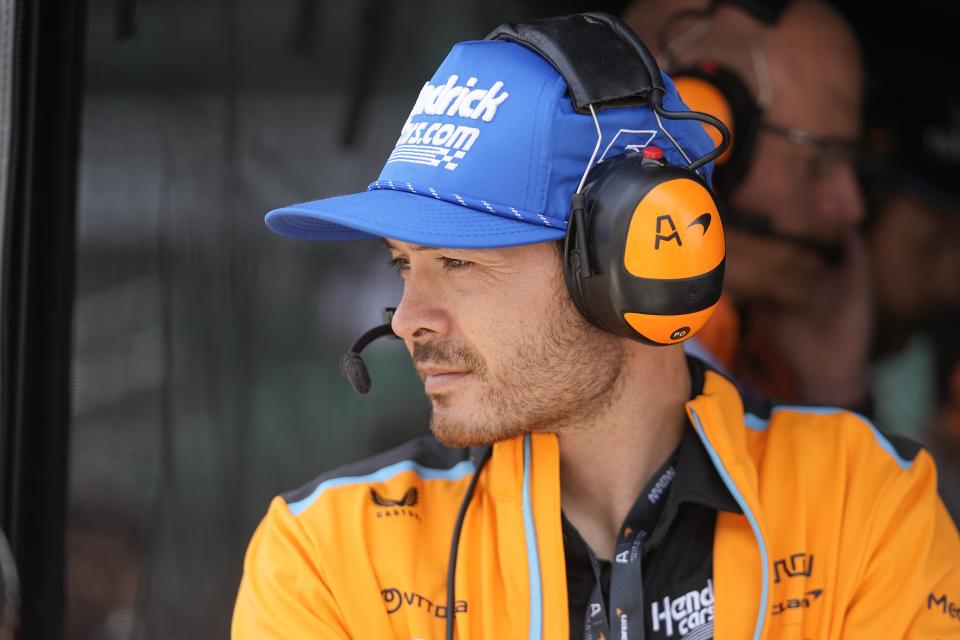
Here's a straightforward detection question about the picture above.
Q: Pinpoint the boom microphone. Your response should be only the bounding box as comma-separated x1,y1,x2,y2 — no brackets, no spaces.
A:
340,308,399,395
724,207,845,266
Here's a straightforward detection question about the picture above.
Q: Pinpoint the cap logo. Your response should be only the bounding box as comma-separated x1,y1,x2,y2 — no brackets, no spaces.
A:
388,74,510,172
408,74,510,122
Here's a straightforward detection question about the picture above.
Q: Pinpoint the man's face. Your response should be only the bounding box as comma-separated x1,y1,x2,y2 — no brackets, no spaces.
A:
725,4,866,308
385,240,625,447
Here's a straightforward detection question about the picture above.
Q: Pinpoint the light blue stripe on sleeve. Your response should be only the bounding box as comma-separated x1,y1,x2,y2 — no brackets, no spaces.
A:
287,459,476,516
744,412,770,431
684,336,731,377
744,405,914,470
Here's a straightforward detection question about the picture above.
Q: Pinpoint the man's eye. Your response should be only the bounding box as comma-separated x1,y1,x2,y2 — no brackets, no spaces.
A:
387,257,409,272
441,257,471,270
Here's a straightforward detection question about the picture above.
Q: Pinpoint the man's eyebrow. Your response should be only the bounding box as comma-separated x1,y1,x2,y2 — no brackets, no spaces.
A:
378,239,437,252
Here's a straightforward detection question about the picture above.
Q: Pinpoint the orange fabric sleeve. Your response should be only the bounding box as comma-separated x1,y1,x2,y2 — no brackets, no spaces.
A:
232,497,351,639
839,446,960,639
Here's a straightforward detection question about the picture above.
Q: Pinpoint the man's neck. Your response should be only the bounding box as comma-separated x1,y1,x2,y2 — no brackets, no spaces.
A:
557,346,691,560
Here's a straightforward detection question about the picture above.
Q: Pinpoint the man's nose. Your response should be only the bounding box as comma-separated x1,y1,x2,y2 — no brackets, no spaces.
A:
390,274,451,343
816,163,866,225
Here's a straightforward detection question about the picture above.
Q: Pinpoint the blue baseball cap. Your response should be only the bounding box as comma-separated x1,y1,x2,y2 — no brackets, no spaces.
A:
265,39,716,248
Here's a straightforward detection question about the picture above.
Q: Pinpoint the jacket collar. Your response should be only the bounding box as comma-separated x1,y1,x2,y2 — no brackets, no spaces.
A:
477,356,771,640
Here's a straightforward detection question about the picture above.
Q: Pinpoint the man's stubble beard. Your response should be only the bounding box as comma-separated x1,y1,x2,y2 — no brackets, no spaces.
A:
422,289,626,448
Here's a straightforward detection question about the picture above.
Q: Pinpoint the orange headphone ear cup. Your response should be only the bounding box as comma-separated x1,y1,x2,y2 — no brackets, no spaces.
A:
671,62,761,198
621,175,725,344
564,154,725,346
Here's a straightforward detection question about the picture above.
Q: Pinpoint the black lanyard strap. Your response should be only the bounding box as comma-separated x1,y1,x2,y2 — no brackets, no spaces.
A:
581,455,678,640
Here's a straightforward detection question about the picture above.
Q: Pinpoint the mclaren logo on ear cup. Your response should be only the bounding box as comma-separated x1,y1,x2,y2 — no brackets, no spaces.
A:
687,212,711,235
624,178,724,280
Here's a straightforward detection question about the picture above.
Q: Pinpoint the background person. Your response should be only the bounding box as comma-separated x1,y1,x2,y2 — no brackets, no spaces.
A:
625,0,871,407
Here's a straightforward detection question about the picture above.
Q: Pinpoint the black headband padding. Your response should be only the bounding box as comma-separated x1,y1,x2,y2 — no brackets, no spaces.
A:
485,12,665,114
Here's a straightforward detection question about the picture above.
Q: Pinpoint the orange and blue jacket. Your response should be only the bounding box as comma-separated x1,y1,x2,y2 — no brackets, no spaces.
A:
233,367,960,639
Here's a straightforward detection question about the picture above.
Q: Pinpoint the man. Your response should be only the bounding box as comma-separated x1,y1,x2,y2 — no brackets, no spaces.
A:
233,14,960,640
625,0,871,407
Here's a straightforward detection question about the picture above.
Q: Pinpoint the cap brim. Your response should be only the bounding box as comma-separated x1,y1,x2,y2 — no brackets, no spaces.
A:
265,189,567,248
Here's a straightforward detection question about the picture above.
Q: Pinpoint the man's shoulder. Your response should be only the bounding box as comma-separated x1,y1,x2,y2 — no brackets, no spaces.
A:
743,399,930,483
280,435,475,517
700,364,928,476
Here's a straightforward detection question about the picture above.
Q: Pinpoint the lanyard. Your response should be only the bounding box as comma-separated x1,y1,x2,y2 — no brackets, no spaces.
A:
581,456,678,640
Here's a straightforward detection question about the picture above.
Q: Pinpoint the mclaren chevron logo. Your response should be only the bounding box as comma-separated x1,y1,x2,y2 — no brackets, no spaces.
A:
686,213,712,235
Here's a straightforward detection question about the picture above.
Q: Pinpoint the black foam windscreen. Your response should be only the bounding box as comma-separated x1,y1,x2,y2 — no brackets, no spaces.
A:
339,315,398,395
340,352,372,395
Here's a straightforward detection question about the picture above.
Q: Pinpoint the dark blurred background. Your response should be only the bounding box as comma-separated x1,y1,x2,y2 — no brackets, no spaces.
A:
0,0,956,638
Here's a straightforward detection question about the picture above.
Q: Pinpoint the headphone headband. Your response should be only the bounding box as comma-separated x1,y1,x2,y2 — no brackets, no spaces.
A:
486,12,665,114
488,13,728,347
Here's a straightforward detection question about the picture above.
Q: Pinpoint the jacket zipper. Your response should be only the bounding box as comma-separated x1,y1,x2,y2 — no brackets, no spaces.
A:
689,407,770,640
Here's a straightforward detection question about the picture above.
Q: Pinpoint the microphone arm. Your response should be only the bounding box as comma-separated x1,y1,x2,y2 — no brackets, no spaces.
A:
340,308,399,395
724,207,845,266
